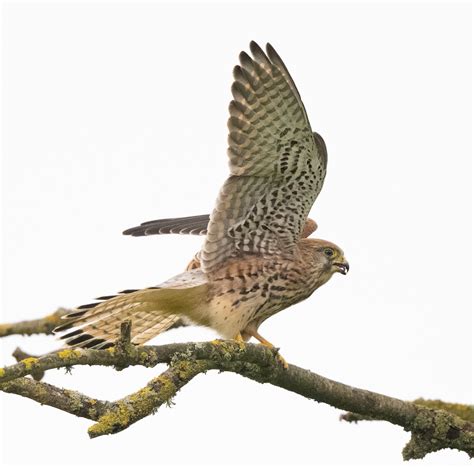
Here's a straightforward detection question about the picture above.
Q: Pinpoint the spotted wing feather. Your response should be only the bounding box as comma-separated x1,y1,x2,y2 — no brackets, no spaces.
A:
123,214,210,237
202,42,327,273
123,213,318,241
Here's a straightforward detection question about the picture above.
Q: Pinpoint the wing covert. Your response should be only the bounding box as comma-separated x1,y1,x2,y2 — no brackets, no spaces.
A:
123,214,210,237
201,42,327,273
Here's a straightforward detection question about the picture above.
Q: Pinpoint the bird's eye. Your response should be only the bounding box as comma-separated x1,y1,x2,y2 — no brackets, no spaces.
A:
324,248,334,258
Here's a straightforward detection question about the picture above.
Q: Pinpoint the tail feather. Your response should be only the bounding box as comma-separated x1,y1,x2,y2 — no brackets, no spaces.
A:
55,270,208,349
80,308,179,344
131,315,183,344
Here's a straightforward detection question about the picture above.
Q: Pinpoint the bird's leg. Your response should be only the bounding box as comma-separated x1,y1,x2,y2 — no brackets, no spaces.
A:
245,329,289,369
233,332,245,343
232,332,246,350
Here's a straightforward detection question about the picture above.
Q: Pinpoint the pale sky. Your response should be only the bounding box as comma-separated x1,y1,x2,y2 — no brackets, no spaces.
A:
1,1,472,466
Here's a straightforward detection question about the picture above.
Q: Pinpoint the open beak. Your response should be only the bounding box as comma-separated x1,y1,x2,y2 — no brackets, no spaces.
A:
334,260,350,275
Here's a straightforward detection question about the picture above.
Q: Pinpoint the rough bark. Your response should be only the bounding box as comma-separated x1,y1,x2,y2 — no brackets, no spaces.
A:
0,308,70,337
0,318,472,460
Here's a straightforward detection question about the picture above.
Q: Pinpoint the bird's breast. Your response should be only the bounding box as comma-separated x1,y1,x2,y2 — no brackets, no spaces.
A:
206,258,316,338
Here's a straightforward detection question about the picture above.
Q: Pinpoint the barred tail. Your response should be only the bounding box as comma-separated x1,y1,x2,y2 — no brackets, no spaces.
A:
54,271,208,349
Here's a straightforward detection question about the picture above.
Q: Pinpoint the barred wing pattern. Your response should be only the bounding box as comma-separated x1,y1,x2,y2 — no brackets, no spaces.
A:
123,214,210,237
123,214,319,239
201,42,327,273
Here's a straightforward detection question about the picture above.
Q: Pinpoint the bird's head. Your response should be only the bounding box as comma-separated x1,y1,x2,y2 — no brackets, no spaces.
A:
301,238,350,280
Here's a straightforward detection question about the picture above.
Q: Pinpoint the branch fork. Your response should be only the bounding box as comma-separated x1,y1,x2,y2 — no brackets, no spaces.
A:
1,313,472,460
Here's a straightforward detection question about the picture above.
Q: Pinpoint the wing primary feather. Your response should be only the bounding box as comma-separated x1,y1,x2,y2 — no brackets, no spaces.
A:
249,41,272,68
83,338,108,349
61,329,82,339
54,322,74,332
123,214,210,237
265,42,308,119
77,303,99,310
66,332,95,346
65,310,88,319
202,42,327,272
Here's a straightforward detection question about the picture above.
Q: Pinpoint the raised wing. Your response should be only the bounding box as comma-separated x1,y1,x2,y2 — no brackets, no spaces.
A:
201,42,327,273
123,214,209,237
123,214,318,239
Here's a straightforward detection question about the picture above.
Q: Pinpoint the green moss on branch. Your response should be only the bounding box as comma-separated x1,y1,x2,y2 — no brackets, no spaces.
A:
88,360,211,438
1,338,472,459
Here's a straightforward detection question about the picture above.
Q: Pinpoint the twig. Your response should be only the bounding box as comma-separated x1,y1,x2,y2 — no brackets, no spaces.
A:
0,308,70,337
114,320,134,370
12,348,45,381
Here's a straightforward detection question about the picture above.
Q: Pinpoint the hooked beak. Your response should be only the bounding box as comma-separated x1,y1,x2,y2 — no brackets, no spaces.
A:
333,260,350,275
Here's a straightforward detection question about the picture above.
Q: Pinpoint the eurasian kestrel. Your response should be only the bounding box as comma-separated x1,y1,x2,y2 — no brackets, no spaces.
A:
123,215,319,271
56,42,349,365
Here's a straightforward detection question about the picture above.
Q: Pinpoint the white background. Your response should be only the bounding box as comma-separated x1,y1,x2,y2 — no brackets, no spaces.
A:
1,1,472,466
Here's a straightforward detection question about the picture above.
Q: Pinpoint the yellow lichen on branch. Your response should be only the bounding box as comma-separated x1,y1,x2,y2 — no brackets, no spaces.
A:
414,399,474,424
88,372,179,438
88,403,132,438
21,357,39,371
58,349,82,361
0,319,472,459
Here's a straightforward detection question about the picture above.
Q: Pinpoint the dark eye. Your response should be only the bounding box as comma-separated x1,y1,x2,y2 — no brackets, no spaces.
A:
324,248,334,258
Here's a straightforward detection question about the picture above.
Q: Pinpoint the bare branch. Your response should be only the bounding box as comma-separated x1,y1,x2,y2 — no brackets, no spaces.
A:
88,359,212,437
341,399,474,425
0,308,70,337
1,376,113,420
413,399,474,423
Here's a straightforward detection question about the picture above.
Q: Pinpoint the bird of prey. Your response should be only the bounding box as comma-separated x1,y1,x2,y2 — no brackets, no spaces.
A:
56,41,349,366
123,215,319,271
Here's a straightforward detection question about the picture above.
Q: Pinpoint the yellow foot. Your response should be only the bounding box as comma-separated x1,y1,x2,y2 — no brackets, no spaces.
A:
265,352,288,370
232,333,246,350
274,351,289,370
258,342,289,369
244,329,289,370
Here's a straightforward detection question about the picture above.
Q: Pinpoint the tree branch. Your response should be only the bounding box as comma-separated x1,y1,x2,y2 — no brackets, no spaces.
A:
88,359,212,437
1,376,113,420
1,338,473,459
11,347,46,381
341,399,474,424
1,313,472,458
0,308,70,337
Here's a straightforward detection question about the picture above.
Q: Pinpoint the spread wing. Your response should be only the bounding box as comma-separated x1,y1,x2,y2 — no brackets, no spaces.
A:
123,214,210,236
123,214,318,239
201,41,327,273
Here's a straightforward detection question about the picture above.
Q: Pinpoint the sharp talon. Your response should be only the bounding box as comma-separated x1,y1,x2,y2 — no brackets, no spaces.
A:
233,333,246,350
243,328,288,368
257,341,289,369
233,333,244,343
276,353,289,370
